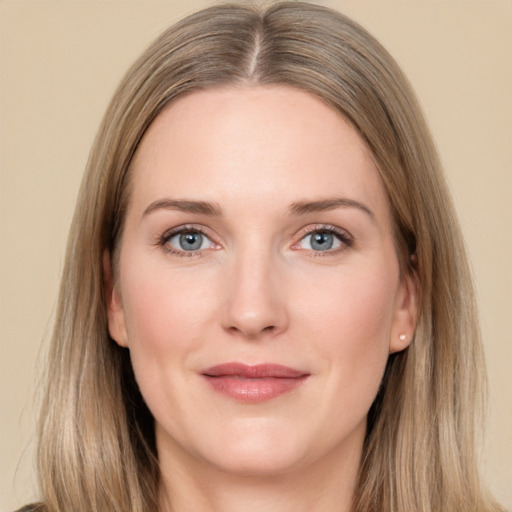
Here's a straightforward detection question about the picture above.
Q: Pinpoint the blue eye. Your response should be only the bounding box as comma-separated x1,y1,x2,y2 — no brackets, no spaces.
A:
309,232,335,251
165,230,215,252
297,228,349,252
179,232,203,251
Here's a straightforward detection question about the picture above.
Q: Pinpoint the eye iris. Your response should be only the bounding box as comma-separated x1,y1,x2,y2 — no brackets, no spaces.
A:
179,232,202,250
311,232,333,251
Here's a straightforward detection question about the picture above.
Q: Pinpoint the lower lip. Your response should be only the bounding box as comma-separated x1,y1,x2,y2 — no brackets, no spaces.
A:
203,375,308,403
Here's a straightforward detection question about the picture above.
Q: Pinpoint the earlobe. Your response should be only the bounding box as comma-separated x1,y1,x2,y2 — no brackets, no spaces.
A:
389,271,418,354
103,251,129,348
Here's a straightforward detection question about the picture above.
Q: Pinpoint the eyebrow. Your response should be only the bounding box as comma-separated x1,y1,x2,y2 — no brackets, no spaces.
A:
143,199,222,217
142,197,375,221
289,198,375,220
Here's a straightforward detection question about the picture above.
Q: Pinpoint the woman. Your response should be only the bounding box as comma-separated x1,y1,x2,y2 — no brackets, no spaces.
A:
19,2,504,511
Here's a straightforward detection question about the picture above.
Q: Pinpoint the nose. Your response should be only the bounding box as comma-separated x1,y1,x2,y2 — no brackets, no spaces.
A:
221,249,288,340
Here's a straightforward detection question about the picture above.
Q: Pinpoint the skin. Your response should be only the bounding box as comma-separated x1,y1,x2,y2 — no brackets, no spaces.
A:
106,86,417,512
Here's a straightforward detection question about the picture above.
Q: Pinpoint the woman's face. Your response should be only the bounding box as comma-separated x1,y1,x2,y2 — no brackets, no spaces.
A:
107,86,416,477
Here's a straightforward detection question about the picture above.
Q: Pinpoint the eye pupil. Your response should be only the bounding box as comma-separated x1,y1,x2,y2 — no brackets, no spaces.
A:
311,232,333,251
179,232,202,250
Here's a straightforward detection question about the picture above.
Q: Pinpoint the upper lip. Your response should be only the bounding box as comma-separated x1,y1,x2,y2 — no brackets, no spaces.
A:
202,362,308,379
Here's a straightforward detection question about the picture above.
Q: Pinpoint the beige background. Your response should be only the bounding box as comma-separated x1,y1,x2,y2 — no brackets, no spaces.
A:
0,0,510,510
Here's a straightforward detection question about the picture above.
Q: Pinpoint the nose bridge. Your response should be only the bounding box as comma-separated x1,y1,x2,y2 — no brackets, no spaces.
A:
222,240,287,338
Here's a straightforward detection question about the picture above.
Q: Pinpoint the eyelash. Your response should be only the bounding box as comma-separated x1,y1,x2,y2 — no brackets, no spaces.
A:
157,225,215,258
294,225,354,257
157,224,354,258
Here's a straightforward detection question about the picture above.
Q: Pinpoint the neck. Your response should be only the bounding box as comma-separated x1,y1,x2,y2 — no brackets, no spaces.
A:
157,425,364,512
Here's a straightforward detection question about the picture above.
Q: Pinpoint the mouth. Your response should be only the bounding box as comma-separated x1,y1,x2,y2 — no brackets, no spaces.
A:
201,362,310,403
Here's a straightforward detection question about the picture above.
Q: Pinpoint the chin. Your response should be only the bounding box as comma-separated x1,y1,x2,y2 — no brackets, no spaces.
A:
208,442,308,477
194,416,340,477
188,417,315,477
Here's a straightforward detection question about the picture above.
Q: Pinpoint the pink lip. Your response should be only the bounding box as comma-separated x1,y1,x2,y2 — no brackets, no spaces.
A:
201,363,309,403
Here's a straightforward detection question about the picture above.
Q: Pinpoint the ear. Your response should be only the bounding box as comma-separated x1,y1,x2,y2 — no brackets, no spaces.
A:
103,250,129,348
389,270,418,354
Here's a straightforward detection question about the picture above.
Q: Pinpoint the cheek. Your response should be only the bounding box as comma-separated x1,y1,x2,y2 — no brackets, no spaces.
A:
121,259,212,349
299,263,398,348
117,253,221,404
294,256,399,401
118,257,220,424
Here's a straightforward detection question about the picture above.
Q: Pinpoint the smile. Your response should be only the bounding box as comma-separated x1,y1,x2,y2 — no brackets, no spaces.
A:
201,363,310,403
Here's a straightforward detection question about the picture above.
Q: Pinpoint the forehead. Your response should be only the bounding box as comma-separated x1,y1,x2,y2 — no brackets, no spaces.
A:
128,85,389,220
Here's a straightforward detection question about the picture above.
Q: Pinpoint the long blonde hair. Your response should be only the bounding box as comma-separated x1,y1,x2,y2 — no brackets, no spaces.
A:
36,2,503,511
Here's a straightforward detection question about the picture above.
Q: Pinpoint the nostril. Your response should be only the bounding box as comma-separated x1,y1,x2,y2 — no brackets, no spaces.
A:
227,322,277,338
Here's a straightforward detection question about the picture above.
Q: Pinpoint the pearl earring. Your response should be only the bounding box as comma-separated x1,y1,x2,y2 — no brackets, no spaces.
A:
399,333,407,341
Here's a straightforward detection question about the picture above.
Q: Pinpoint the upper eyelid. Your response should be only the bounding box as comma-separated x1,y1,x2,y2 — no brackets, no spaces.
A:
162,224,213,240
295,224,352,240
